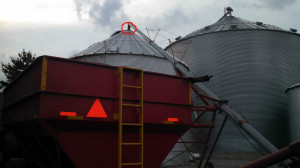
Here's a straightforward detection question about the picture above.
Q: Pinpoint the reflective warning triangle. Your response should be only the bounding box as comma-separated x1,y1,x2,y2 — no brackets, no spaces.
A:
86,98,108,118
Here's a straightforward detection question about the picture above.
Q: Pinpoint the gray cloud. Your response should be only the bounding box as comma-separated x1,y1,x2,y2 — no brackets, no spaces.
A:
0,22,110,81
74,0,86,19
0,53,6,61
138,7,192,32
128,7,197,48
264,0,296,9
232,0,297,9
163,8,191,27
74,0,128,27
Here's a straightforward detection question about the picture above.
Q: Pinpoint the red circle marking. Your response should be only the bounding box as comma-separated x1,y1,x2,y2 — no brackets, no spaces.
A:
121,22,137,35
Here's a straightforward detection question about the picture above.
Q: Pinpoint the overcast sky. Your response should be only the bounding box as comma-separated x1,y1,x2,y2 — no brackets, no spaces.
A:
0,0,300,81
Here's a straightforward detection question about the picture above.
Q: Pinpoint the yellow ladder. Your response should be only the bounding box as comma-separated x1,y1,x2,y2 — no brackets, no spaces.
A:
118,66,144,168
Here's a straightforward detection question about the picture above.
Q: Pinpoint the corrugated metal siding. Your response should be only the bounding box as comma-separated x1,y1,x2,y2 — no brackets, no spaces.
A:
167,30,300,151
74,54,177,75
286,83,300,142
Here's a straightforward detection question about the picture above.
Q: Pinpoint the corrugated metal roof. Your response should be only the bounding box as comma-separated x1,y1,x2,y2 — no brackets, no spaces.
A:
74,30,164,58
181,15,289,40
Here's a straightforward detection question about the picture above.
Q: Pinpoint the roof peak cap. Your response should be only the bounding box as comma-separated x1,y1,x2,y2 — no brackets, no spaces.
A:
225,7,233,16
218,6,234,21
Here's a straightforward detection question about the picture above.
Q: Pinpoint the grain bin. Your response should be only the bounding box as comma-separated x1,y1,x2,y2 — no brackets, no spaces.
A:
166,8,300,154
286,83,300,142
73,29,178,75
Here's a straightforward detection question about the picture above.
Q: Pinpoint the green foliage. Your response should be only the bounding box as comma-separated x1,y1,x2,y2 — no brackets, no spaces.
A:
0,49,36,89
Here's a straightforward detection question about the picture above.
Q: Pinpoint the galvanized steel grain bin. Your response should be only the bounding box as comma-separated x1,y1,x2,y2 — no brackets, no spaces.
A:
166,11,300,152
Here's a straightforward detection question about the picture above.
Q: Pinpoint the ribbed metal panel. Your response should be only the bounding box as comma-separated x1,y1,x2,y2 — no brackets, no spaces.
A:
167,30,300,152
73,54,177,75
181,16,287,41
74,30,163,58
286,83,300,142
73,30,177,75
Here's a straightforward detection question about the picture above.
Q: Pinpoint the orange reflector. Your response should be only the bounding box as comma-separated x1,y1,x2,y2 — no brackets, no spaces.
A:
168,118,178,122
86,98,108,118
60,112,77,116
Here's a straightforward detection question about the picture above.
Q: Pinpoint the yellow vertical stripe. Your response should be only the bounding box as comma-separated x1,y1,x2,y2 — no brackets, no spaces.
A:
41,57,47,91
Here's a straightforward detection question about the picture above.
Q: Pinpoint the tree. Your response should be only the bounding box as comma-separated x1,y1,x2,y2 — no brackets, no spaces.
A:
0,49,36,89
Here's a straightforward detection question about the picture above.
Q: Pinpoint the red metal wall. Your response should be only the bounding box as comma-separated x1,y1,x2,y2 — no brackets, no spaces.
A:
55,129,182,168
44,57,190,123
2,56,192,168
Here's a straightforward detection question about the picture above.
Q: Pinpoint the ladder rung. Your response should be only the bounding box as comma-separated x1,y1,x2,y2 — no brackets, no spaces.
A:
123,85,142,89
122,123,142,126
121,163,142,166
122,143,142,145
123,104,142,107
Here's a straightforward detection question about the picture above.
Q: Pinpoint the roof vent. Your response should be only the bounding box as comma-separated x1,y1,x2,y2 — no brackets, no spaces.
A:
256,22,263,26
204,26,210,30
175,36,182,41
290,28,297,33
230,25,238,30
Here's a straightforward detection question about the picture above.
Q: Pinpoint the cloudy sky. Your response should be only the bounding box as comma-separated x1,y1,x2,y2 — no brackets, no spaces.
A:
0,0,300,81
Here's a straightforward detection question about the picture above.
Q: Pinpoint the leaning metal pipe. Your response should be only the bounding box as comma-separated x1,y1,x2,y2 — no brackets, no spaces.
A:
240,141,300,168
132,23,280,155
241,147,291,168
